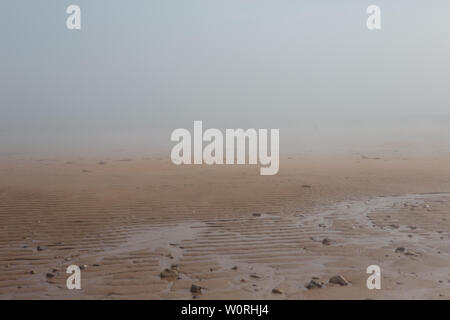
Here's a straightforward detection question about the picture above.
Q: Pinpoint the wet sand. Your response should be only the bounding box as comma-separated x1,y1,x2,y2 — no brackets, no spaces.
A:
0,153,449,299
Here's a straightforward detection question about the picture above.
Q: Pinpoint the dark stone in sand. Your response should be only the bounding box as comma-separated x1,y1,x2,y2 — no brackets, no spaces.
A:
306,279,323,289
322,238,332,245
160,268,179,279
252,213,261,217
272,288,283,294
46,273,54,279
395,247,405,253
302,185,311,188
329,275,349,286
190,284,202,294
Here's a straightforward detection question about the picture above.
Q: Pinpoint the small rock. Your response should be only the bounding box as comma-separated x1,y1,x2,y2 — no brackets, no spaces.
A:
306,279,323,289
389,224,400,229
250,274,262,279
37,246,46,251
231,266,238,270
302,185,311,188
29,270,35,275
46,273,54,279
160,268,179,279
322,238,332,245
252,213,261,217
395,247,405,253
329,275,349,286
405,250,418,256
272,288,283,294
79,265,88,270
98,161,106,165
190,284,202,294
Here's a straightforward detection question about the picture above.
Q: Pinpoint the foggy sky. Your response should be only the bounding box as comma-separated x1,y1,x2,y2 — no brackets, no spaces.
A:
1,1,450,156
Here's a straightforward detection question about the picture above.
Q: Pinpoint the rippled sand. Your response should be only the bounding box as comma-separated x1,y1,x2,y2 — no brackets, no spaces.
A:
0,153,449,299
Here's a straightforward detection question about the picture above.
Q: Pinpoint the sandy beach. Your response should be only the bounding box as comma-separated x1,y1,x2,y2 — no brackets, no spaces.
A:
0,152,449,299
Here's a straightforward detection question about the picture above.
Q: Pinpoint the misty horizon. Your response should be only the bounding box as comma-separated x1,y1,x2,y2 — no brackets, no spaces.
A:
1,1,450,156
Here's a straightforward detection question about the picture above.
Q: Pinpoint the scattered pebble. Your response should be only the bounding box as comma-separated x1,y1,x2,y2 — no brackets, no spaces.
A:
190,284,202,294
322,238,332,246
160,268,179,279
329,275,349,286
306,279,323,289
272,288,283,294
405,250,418,256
